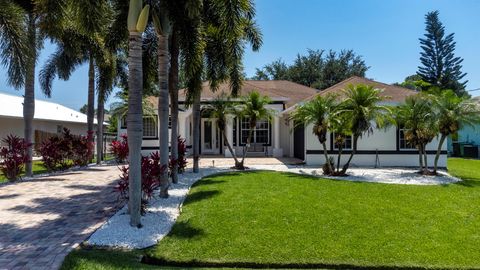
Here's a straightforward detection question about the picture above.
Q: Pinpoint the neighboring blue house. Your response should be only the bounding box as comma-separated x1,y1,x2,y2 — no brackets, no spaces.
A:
447,97,480,158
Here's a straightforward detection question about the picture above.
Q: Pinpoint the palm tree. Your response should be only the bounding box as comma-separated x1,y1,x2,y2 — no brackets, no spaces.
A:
181,0,262,173
168,28,180,183
203,94,242,167
151,3,171,198
395,95,437,174
291,94,337,174
339,84,391,174
1,0,67,177
126,0,150,227
236,91,273,169
432,90,480,173
39,0,116,163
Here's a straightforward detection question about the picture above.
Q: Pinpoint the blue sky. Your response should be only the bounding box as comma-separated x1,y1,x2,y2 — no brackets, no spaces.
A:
1,0,479,112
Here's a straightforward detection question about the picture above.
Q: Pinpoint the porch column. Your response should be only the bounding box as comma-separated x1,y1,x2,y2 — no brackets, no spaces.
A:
224,114,235,157
178,113,186,140
272,115,283,157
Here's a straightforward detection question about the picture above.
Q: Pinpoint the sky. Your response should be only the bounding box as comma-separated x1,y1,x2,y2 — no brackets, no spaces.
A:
1,0,479,112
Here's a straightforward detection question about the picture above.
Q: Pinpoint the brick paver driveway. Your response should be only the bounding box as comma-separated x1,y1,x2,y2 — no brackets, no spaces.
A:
0,165,122,270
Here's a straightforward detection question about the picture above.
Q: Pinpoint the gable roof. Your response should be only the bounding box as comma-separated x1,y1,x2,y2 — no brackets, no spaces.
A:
0,92,99,124
308,76,417,103
176,80,319,108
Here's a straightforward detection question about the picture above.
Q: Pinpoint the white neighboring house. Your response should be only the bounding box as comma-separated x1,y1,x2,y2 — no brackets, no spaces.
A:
0,92,100,151
116,76,447,168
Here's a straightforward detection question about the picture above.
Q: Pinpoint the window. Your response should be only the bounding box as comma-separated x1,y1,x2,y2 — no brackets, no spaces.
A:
120,117,127,129
333,133,352,150
399,128,415,149
143,117,158,138
240,118,270,145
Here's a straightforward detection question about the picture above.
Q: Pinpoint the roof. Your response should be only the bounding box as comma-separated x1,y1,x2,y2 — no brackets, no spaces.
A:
0,92,99,124
309,76,417,103
173,80,319,108
472,96,480,104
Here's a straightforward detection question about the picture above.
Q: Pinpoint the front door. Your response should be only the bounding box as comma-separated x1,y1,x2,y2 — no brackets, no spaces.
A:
202,119,219,154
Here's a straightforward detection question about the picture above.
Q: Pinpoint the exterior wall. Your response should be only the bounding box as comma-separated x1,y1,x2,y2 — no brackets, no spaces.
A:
0,116,89,149
279,117,292,157
304,123,448,168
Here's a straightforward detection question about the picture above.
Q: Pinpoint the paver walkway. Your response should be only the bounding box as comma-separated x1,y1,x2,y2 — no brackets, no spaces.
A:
0,165,122,270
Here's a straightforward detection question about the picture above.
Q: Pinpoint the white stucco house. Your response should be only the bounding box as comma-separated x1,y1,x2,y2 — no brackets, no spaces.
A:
117,76,447,168
0,92,98,150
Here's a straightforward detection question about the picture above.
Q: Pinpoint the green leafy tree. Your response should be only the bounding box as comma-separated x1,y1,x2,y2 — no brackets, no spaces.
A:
395,95,437,174
252,49,368,90
339,84,391,174
291,94,338,174
394,74,432,92
417,11,468,96
236,91,274,169
431,90,480,173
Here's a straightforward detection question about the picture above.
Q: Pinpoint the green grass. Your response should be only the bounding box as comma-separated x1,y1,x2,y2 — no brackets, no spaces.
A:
63,158,480,269
0,160,48,183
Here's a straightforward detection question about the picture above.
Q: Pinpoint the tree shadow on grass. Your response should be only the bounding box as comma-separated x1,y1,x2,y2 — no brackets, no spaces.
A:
168,220,205,239
192,179,226,187
183,190,221,206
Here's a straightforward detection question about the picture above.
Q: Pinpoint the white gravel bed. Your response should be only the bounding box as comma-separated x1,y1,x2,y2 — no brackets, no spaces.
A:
87,164,461,249
250,165,461,185
86,167,228,249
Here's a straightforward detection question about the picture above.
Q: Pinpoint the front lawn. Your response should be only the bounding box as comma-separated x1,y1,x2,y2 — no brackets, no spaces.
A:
63,158,480,269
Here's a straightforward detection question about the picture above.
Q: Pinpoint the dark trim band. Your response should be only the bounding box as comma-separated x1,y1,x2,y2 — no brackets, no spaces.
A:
306,150,448,155
141,145,192,150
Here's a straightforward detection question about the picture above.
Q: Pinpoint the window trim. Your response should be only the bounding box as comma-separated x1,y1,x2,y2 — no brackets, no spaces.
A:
398,127,416,150
331,132,353,150
142,117,158,139
238,117,272,147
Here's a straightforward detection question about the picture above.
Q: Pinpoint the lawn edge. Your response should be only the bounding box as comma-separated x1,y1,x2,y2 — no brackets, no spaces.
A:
141,255,480,270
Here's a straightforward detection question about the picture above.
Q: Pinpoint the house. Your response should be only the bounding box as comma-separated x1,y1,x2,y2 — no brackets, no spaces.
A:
447,96,480,158
299,76,448,167
0,92,99,149
117,76,448,168
117,80,319,157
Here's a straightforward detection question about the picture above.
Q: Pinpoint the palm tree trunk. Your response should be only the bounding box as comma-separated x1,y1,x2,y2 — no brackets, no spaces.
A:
24,15,36,177
87,54,95,161
127,32,143,228
240,121,255,168
192,93,201,173
157,32,170,198
423,144,428,173
341,135,358,174
96,92,105,164
222,129,240,165
433,134,446,174
168,30,179,184
336,144,343,173
321,141,332,174
418,145,424,172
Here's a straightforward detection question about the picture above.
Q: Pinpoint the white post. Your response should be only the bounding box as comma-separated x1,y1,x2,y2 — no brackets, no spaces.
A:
272,115,283,157
224,114,235,157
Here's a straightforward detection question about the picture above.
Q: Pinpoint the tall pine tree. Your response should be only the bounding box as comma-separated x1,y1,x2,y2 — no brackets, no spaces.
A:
417,11,468,96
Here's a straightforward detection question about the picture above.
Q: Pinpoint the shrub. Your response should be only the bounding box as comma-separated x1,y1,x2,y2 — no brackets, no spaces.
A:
169,136,188,175
114,151,167,214
39,135,65,172
0,135,30,181
39,128,91,171
110,134,128,163
71,131,94,167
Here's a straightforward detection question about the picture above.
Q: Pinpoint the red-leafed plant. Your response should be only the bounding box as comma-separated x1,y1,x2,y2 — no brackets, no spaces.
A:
114,151,166,214
0,135,31,181
71,131,94,167
169,136,188,175
39,128,91,171
110,134,128,163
